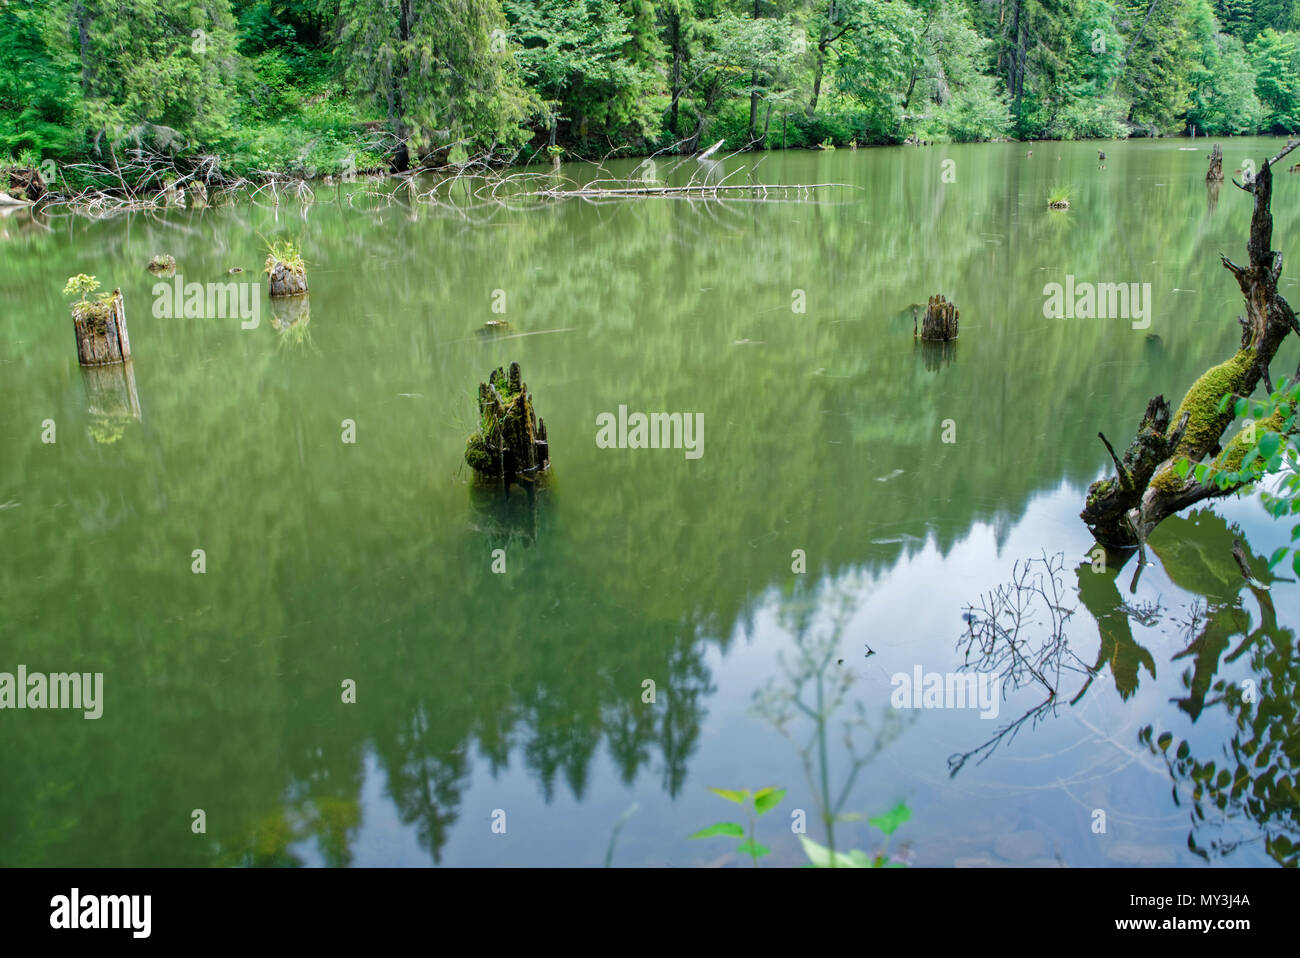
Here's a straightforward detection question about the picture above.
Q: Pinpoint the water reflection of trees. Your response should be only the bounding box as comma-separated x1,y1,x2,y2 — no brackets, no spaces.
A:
951,509,1297,865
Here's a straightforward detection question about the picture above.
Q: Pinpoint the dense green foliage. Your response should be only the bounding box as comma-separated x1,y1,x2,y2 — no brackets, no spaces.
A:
7,0,1300,178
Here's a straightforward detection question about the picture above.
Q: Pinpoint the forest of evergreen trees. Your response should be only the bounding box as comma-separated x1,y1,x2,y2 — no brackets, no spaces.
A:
4,0,1300,178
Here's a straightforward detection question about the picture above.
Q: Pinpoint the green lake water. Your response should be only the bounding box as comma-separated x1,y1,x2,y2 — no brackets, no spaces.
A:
1,138,1297,866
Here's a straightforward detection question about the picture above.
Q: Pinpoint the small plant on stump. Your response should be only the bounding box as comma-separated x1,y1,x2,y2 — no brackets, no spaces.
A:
63,274,113,332
1047,185,1071,210
147,253,175,273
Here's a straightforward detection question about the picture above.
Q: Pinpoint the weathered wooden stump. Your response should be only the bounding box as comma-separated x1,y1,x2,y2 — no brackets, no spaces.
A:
916,294,959,342
267,259,308,298
465,361,550,487
81,360,142,420
1207,143,1224,183
147,253,175,273
72,290,132,366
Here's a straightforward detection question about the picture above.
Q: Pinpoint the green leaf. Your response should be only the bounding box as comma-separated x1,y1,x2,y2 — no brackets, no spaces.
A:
1294,550,1300,579
1269,546,1289,570
753,787,786,816
798,835,864,868
707,788,749,804
689,822,744,839
735,841,771,858
1174,457,1191,479
1259,432,1282,460
1217,393,1233,414
868,801,912,836
1193,463,1209,483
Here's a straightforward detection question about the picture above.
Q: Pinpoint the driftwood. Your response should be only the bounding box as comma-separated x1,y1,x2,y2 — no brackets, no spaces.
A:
1207,144,1224,183
71,290,132,366
465,361,549,488
1081,140,1300,548
916,294,959,342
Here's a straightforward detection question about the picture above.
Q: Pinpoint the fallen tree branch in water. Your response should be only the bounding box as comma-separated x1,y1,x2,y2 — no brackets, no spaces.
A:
1081,139,1300,547
521,182,850,199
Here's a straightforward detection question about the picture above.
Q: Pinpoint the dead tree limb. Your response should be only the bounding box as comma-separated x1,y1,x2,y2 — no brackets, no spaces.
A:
1081,140,1300,547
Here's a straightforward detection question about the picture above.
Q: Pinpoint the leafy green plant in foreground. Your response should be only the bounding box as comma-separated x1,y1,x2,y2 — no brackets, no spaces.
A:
799,801,912,867
1172,377,1300,576
689,786,785,867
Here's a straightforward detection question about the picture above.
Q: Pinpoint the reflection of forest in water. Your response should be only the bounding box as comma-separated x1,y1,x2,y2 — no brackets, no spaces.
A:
0,141,1297,865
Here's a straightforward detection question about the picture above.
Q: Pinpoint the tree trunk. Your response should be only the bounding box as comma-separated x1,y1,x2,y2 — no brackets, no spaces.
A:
1081,140,1300,548
1207,143,1223,182
72,289,131,366
808,40,828,116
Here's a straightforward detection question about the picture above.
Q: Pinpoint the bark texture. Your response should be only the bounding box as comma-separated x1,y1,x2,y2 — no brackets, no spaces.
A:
268,260,308,298
72,289,131,366
917,294,959,342
465,362,550,487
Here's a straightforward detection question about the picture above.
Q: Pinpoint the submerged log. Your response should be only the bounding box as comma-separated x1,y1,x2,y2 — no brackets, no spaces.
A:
1207,144,1224,183
1082,140,1300,548
465,361,550,487
72,290,131,366
916,294,959,342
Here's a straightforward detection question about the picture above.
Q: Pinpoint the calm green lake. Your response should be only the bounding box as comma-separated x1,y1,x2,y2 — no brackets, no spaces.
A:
1,138,1297,867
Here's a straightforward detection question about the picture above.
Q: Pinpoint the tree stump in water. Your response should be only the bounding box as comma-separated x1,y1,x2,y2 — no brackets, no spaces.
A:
1207,144,1224,183
267,259,308,297
72,290,132,366
465,361,550,488
916,294,959,342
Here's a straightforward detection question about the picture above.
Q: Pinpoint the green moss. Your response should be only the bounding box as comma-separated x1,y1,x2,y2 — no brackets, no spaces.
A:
1167,349,1254,460
1086,477,1115,507
72,298,114,335
465,434,495,473
1214,410,1287,474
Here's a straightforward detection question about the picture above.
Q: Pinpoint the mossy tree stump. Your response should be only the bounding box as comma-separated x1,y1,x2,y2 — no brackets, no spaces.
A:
916,294,959,342
72,290,132,366
1207,144,1224,183
465,361,550,488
